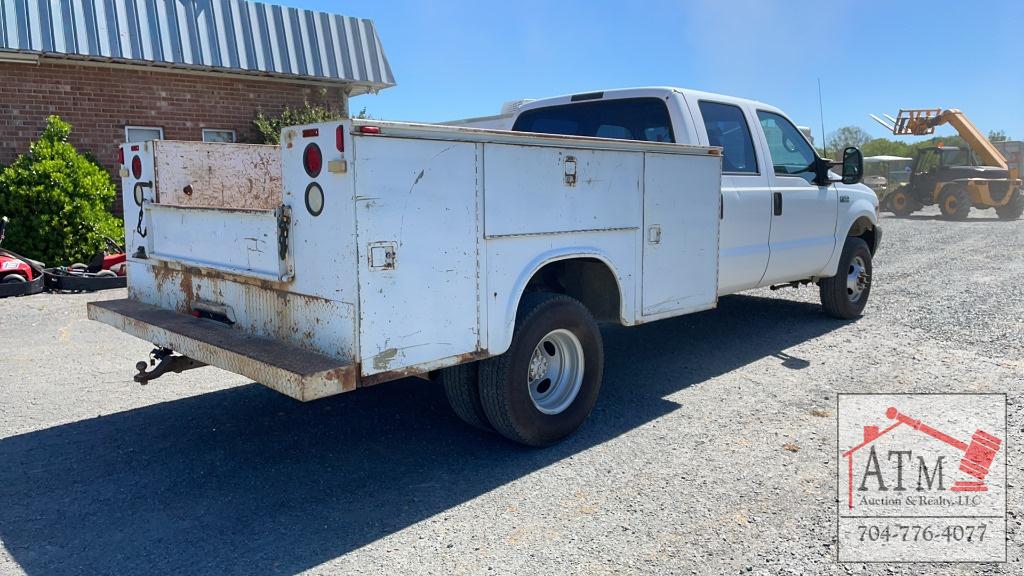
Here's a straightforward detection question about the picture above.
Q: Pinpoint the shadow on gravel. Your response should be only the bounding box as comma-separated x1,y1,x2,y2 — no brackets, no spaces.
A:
0,294,844,576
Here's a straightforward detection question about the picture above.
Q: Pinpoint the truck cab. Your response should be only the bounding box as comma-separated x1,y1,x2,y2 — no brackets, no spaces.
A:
511,87,880,295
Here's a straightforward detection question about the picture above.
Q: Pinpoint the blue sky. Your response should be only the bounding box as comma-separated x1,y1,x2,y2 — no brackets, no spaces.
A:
282,0,1023,144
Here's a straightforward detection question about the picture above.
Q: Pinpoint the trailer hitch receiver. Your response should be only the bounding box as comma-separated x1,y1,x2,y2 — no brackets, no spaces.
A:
134,347,206,384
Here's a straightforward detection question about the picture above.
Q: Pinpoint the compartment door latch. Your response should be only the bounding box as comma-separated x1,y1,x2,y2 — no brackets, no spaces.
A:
369,241,397,270
564,156,577,186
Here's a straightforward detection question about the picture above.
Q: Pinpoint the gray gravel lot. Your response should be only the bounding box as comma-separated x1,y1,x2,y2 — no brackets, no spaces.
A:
1,206,1021,576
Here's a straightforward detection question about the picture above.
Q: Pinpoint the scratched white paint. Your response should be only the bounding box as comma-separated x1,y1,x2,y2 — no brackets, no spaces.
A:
152,141,282,210
145,204,284,280
353,136,481,376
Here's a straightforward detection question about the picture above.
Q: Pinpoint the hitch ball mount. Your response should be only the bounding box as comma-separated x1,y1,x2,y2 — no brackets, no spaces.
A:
134,347,206,384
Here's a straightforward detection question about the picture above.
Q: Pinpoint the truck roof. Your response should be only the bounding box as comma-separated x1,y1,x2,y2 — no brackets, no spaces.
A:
514,86,786,118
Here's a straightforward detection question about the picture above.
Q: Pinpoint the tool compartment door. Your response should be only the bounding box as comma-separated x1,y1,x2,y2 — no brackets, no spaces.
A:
145,205,285,281
641,152,721,317
131,140,289,282
353,137,481,376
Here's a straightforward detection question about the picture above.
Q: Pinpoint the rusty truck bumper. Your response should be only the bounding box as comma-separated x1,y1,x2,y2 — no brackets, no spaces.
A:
87,299,357,401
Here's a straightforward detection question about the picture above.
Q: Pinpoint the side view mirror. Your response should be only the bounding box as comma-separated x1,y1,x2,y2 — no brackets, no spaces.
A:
841,146,863,185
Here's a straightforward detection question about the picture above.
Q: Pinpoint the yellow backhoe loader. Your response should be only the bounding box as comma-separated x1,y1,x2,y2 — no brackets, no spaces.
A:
872,109,1023,220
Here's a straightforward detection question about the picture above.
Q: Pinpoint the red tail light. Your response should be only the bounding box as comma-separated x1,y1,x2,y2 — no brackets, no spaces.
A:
302,128,319,138
117,147,124,165
359,126,381,134
131,156,142,179
336,125,345,152
303,143,322,178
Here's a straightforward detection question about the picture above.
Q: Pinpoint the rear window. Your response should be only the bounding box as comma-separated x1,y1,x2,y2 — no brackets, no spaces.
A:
512,98,675,143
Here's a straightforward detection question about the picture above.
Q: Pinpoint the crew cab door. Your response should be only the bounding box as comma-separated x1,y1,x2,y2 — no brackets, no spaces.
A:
691,100,772,294
755,111,837,285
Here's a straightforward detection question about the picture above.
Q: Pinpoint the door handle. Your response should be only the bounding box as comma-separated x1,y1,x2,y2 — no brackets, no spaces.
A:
648,225,661,244
773,192,783,216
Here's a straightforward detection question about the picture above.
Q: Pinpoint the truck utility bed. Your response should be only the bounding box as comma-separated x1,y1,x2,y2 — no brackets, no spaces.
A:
93,119,723,399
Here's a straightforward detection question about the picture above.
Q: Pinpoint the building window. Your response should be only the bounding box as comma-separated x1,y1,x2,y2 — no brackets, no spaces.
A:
125,126,164,143
202,129,236,143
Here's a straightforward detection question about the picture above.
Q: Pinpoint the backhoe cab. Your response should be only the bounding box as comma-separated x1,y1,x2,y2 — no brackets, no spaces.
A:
873,108,1023,220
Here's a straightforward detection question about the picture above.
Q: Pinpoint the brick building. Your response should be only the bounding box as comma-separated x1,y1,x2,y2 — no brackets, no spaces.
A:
0,0,394,212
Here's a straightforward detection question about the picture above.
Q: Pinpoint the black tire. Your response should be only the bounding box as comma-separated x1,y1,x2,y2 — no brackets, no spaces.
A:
995,189,1024,221
2,274,27,283
819,237,872,320
887,188,918,217
938,184,971,220
479,293,604,447
439,362,492,432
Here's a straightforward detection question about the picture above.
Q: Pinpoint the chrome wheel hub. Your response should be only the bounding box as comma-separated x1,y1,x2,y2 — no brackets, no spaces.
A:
527,329,585,415
846,255,868,303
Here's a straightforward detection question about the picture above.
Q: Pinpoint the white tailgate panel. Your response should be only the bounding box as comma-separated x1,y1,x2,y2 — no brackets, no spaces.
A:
147,205,283,280
354,137,481,376
641,152,721,316
483,145,642,237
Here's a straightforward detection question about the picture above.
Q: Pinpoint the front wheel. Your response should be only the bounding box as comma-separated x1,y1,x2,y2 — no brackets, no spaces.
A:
819,238,872,320
938,185,971,220
479,293,604,447
995,189,1024,221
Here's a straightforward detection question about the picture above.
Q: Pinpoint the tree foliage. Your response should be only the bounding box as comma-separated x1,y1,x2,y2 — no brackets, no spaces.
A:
0,116,122,265
254,102,342,144
826,126,872,155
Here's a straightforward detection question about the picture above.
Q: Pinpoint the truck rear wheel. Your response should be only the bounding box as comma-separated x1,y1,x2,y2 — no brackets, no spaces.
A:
995,189,1024,221
819,237,872,320
479,293,604,447
439,362,492,432
938,185,971,220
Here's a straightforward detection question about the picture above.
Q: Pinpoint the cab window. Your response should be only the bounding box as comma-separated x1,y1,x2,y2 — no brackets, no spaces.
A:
941,148,973,167
757,111,817,178
915,149,939,173
512,98,675,143
697,101,758,174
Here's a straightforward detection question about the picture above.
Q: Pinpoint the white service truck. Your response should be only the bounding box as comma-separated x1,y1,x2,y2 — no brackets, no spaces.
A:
89,87,880,446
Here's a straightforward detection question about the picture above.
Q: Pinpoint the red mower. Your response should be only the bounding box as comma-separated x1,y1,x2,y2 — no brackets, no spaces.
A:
0,216,46,298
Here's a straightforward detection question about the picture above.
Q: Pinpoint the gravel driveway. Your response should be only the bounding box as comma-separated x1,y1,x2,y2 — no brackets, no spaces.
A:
1,207,1021,575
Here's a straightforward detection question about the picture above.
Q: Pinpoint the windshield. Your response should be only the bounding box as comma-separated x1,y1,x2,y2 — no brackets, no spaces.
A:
941,148,973,166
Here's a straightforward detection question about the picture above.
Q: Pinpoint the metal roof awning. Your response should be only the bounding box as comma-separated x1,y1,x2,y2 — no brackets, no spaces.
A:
0,0,395,91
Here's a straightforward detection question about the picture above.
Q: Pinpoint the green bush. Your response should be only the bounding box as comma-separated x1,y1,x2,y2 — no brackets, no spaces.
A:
254,102,342,145
0,116,122,265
